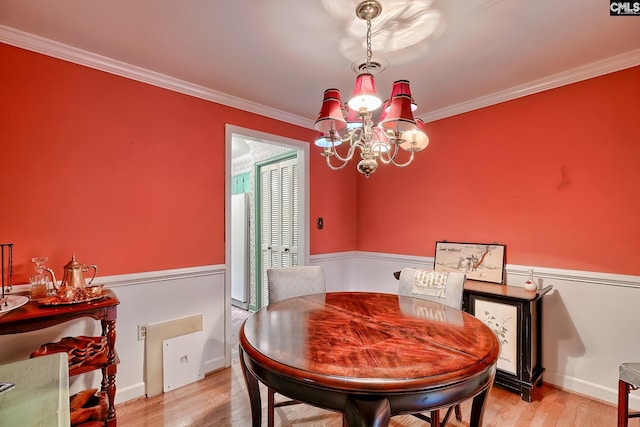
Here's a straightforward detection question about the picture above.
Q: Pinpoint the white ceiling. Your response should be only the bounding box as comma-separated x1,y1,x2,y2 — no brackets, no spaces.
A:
1,0,639,127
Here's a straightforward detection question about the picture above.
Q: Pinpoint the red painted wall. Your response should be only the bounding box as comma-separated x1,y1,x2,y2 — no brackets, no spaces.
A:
310,156,357,255
0,43,356,283
356,66,640,275
2,43,637,282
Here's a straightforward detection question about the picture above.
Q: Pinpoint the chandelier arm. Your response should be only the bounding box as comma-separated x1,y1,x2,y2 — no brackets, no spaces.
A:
374,129,403,164
330,146,355,163
389,150,416,168
375,141,416,168
375,141,398,165
330,130,362,163
324,154,351,171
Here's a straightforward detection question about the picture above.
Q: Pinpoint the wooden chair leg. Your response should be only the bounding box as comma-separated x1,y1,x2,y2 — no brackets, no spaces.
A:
454,404,462,421
429,410,440,427
619,380,630,427
412,405,462,427
439,404,462,427
268,386,275,427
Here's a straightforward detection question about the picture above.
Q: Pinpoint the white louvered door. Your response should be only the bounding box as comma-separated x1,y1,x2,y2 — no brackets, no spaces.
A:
259,156,300,307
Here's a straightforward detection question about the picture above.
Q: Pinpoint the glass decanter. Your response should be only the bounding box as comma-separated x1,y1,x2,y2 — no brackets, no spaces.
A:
30,256,50,300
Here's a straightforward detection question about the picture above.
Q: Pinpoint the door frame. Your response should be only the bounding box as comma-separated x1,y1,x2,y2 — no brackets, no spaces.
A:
224,124,310,366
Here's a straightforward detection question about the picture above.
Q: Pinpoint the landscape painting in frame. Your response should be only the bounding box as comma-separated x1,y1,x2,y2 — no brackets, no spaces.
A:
434,241,506,284
474,298,517,374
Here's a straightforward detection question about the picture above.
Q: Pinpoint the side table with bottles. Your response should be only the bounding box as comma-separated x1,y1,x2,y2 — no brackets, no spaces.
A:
0,289,120,426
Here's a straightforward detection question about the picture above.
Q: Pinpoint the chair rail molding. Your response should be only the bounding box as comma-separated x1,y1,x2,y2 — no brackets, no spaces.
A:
98,264,225,288
310,251,640,290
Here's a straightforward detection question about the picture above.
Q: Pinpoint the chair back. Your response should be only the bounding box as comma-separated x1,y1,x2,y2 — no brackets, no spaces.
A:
267,266,326,304
398,268,465,309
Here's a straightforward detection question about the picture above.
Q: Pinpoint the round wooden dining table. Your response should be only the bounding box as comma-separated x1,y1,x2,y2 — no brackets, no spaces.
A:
239,292,499,427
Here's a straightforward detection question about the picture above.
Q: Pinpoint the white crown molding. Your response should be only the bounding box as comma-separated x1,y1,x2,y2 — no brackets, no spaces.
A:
0,25,314,129
1,25,638,128
420,48,640,123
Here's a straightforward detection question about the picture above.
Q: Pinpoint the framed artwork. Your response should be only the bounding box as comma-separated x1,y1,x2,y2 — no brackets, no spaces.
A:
473,298,518,375
462,283,551,402
434,241,506,284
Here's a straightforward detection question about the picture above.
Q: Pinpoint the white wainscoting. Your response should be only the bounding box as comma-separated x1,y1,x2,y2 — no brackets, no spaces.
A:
0,264,226,405
2,255,638,410
105,265,227,403
311,251,640,409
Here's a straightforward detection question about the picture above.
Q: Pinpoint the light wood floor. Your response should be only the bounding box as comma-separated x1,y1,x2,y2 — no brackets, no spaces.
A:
117,353,638,427
116,308,637,426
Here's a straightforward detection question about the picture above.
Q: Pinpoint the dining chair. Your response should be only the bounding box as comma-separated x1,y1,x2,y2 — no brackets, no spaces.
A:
397,267,466,427
266,265,326,427
618,362,640,427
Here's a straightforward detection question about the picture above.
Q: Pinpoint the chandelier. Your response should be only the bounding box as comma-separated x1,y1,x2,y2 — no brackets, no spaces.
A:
313,0,429,178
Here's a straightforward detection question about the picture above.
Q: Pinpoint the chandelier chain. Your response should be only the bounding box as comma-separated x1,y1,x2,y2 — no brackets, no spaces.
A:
366,18,373,72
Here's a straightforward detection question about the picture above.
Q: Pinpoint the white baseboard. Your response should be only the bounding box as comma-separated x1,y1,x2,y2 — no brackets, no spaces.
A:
115,382,146,405
113,354,224,405
205,356,226,374
546,370,640,411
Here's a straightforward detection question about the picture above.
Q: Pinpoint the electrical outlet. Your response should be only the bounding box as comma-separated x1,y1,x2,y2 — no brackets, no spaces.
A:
137,325,146,341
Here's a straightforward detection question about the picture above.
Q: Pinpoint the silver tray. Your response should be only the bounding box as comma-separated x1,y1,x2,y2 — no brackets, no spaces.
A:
37,294,105,306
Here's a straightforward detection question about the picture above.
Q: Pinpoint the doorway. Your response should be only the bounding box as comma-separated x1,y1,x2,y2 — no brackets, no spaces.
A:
224,125,310,363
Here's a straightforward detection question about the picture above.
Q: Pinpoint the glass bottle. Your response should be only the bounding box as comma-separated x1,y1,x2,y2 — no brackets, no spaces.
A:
29,256,49,300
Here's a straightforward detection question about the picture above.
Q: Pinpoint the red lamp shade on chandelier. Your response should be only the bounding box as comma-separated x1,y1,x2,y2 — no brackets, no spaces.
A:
314,89,347,134
380,94,417,133
348,73,383,113
387,79,418,112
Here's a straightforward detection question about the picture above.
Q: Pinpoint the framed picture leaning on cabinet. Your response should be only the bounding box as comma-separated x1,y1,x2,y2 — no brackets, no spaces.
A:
434,241,506,284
